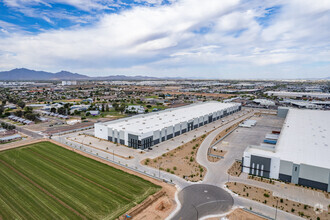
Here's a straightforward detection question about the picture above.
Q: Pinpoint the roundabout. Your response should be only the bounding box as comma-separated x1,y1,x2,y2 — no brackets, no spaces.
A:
172,184,234,220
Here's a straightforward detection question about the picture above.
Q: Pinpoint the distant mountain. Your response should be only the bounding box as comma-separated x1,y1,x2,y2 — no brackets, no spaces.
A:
0,68,185,81
52,70,90,80
0,68,88,80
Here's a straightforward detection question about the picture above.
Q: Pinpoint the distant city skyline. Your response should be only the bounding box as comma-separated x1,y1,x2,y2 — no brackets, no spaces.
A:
0,0,330,79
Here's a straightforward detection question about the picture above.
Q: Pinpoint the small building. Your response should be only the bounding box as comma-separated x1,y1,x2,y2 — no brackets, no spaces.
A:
62,81,77,86
125,105,145,114
87,110,100,116
239,119,257,128
0,134,22,143
66,119,81,125
253,99,275,106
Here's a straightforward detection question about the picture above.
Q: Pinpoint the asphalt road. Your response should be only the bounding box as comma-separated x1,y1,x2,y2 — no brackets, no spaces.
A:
15,126,44,138
0,119,43,139
172,184,234,220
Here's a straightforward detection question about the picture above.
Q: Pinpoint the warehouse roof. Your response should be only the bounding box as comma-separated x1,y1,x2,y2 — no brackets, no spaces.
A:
265,91,330,98
247,109,330,169
101,102,240,134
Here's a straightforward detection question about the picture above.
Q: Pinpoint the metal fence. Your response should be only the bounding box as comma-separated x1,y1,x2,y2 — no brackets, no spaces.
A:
54,136,174,185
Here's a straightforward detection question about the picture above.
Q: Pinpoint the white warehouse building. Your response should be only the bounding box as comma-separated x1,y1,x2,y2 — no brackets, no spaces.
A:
242,109,330,192
95,102,241,149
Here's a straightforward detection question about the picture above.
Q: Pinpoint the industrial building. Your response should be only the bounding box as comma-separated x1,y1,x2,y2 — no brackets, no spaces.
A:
242,108,330,192
265,91,330,99
95,102,241,149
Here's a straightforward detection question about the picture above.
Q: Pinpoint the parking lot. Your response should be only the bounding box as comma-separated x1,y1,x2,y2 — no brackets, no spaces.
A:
214,114,285,159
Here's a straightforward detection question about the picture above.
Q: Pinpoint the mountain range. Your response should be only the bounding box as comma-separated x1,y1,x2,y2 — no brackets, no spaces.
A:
0,68,163,81
0,68,329,81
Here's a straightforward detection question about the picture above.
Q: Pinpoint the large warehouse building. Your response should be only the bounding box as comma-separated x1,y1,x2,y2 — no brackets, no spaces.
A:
242,109,330,192
95,102,241,149
264,91,330,99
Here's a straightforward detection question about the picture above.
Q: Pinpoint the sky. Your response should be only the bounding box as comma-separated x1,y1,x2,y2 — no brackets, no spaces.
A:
0,0,329,79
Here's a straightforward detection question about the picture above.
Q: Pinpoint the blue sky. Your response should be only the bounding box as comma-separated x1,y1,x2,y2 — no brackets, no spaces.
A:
0,0,329,79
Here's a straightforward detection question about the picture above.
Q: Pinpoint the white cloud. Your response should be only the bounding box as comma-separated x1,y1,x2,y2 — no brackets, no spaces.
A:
0,0,330,78
3,0,110,11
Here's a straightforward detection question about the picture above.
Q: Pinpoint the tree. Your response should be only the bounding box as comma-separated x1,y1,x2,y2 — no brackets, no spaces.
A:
25,113,36,121
105,104,109,112
57,107,66,115
15,110,23,117
24,106,33,113
118,105,126,114
17,100,26,109
102,104,105,112
0,105,4,116
113,102,119,111
50,107,56,113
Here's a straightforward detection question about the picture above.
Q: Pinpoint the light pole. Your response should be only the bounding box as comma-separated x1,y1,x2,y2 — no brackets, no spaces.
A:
113,150,115,161
275,199,278,220
158,162,162,178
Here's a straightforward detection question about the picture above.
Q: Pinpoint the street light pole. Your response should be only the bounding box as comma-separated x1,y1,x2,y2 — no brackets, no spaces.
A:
113,150,115,161
275,199,278,220
159,162,162,178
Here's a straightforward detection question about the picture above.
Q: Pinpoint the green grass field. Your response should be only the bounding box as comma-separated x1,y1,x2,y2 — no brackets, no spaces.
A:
0,142,161,220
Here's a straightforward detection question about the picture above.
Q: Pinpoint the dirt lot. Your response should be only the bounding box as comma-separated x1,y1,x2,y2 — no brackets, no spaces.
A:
226,182,329,220
227,208,266,220
166,91,233,98
133,191,176,220
206,208,266,220
228,161,242,177
207,148,227,162
143,134,208,182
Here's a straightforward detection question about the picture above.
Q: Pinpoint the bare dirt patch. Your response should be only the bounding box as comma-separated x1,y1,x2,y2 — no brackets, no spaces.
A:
228,161,242,177
226,182,329,220
227,208,266,220
207,148,227,162
143,134,208,182
131,190,176,220
206,208,266,220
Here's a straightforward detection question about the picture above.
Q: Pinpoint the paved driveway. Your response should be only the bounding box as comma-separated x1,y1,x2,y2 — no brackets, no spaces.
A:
172,184,234,220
